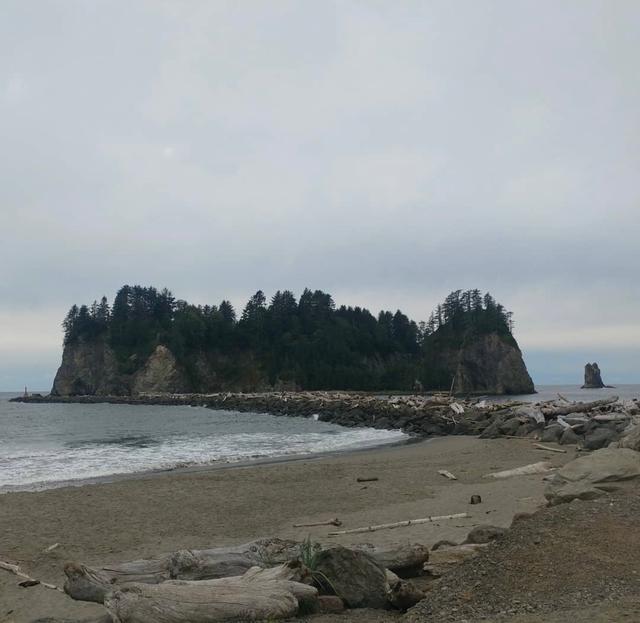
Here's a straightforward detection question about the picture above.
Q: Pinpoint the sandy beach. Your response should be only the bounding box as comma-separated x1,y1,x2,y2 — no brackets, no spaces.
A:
0,436,574,622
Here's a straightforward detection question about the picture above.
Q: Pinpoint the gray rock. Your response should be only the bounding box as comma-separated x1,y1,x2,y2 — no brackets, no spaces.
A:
541,424,563,443
463,525,507,544
583,427,618,450
499,417,523,436
545,447,640,505
617,424,640,451
314,546,389,609
559,428,581,445
582,362,605,389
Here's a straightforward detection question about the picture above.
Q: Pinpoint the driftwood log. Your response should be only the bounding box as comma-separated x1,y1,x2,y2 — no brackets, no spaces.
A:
65,538,430,603
541,396,618,417
104,563,317,623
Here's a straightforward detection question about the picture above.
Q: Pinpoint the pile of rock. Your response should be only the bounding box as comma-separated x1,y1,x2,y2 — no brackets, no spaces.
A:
480,395,640,450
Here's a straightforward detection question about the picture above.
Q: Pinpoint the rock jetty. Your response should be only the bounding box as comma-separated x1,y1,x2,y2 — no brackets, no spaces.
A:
14,390,639,449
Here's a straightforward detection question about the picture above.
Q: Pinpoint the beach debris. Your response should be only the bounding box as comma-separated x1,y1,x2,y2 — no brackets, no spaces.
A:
104,562,317,622
541,395,619,418
327,513,470,536
43,542,61,553
469,494,482,504
483,461,554,480
450,402,465,415
356,477,379,482
293,518,342,528
0,559,63,592
533,443,566,454
437,469,457,480
64,538,430,604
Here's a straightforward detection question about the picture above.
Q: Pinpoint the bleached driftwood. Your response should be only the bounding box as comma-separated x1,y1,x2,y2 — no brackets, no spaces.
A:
293,518,342,528
533,443,566,454
327,513,469,536
483,461,553,479
437,470,457,480
65,538,430,603
0,559,63,592
450,403,465,415
104,563,317,623
64,538,301,603
593,413,629,422
541,396,618,417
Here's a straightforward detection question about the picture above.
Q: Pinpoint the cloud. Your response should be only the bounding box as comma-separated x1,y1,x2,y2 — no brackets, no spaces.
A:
1,0,639,388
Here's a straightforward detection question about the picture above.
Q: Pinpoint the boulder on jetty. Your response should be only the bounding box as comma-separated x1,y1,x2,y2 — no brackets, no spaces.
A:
582,362,605,389
545,447,640,505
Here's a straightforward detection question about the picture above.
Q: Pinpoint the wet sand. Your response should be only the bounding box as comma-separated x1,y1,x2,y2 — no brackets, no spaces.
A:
0,436,574,622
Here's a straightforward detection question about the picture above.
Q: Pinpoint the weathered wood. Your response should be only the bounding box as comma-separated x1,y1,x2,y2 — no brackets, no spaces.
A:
104,564,317,623
533,443,566,454
0,559,63,592
327,513,469,536
541,396,618,417
64,537,300,603
483,461,553,479
292,518,342,528
438,469,457,480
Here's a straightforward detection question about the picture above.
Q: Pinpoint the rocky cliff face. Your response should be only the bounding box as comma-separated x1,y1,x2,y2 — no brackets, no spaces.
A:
51,341,267,396
452,333,535,395
51,338,126,396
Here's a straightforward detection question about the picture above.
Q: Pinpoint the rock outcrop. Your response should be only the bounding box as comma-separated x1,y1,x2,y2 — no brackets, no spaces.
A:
582,362,605,388
51,338,126,396
453,333,535,395
131,345,189,394
423,332,535,395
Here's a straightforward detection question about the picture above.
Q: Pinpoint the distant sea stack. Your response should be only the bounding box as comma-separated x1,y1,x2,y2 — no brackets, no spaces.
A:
582,362,606,389
51,286,535,397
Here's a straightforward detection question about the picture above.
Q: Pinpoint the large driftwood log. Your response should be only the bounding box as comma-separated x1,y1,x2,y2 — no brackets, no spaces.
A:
65,538,430,603
483,461,553,479
104,563,317,623
64,538,300,603
541,396,618,417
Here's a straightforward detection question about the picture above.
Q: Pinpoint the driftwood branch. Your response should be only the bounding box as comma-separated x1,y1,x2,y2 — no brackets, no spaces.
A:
327,513,469,536
437,470,457,480
483,461,553,479
533,443,566,454
0,559,64,592
292,518,342,528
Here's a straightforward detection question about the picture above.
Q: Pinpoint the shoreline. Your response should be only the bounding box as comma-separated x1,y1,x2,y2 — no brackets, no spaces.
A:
0,433,420,495
0,435,574,623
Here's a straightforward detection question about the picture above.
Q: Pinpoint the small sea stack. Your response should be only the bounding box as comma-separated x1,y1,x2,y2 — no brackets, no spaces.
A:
582,362,605,389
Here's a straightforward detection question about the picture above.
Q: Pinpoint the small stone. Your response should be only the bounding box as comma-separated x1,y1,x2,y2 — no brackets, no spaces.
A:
470,494,482,505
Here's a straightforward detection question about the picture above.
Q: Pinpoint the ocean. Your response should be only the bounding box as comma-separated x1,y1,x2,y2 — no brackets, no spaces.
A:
0,392,406,492
2,384,638,492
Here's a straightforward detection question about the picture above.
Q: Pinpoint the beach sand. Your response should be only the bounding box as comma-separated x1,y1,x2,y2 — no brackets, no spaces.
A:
0,436,574,622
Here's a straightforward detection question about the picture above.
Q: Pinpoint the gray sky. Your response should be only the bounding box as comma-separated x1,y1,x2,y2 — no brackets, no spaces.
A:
2,0,639,390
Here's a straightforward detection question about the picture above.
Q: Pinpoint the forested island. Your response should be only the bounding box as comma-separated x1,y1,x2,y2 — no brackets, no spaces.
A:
52,286,534,396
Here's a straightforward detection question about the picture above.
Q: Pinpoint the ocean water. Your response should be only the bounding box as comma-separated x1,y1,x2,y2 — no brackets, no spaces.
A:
492,384,640,404
0,392,406,492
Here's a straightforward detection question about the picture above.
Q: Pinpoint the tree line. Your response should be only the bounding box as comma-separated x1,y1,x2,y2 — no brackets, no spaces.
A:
62,285,515,390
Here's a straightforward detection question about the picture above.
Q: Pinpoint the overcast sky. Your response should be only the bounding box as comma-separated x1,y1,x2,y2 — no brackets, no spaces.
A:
1,1,639,391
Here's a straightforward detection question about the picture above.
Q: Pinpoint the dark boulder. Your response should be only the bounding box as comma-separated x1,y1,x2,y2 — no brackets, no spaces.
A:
314,546,389,609
582,362,605,389
584,427,619,450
